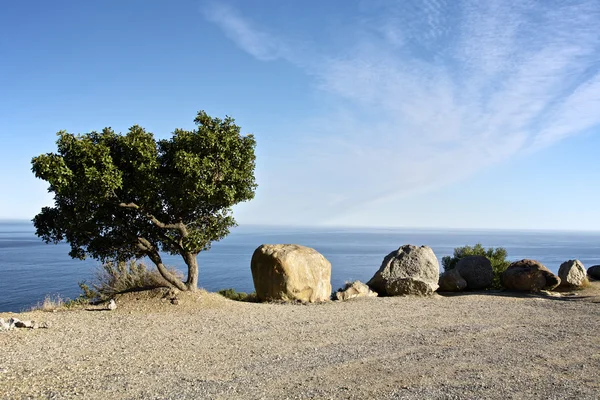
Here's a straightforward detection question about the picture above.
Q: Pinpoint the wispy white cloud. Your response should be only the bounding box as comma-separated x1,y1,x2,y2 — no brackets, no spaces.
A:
201,2,289,61
205,0,600,225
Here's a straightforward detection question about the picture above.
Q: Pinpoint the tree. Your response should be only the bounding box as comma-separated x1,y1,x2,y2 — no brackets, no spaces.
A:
31,110,257,291
442,243,510,288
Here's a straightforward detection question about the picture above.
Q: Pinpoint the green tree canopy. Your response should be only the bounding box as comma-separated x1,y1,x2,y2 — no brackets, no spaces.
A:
32,110,257,291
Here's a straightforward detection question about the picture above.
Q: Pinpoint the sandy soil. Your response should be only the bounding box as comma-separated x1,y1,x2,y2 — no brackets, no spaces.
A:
1,283,599,400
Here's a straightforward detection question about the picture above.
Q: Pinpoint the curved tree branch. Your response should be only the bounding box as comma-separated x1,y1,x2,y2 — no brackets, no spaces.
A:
119,201,188,250
136,237,187,291
119,202,187,233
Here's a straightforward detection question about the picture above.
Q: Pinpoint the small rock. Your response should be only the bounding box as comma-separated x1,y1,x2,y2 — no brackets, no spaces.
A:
8,317,20,329
171,298,179,305
39,321,51,329
0,318,9,331
107,299,117,311
335,281,378,301
15,320,33,329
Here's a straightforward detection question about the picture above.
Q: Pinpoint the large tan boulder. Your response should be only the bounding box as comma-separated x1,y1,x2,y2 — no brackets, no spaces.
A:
251,244,332,302
335,281,378,301
367,245,439,296
558,260,588,288
501,259,560,292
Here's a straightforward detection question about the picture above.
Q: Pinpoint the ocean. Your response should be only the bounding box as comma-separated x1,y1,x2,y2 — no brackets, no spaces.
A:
1,221,600,312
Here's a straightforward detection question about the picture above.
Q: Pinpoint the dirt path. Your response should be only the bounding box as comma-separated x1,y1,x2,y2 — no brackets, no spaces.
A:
1,285,599,399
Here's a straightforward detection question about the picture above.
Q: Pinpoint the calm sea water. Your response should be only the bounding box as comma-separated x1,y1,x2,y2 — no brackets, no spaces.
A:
1,221,600,312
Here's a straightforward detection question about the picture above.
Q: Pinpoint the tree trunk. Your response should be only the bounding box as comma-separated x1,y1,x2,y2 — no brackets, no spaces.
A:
183,252,199,291
148,251,187,291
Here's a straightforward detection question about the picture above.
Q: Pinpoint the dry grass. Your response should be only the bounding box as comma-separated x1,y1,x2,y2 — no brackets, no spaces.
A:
556,277,591,292
80,260,183,301
29,294,91,312
217,288,258,302
568,276,592,289
30,295,65,312
580,277,592,288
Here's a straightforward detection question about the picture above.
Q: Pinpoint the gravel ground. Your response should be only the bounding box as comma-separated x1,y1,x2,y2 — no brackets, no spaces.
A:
1,284,599,400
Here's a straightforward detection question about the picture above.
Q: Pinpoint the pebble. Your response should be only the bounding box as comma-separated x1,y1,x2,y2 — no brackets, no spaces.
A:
107,299,117,311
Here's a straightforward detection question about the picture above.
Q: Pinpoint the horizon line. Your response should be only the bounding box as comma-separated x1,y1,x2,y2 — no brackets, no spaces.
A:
2,219,600,234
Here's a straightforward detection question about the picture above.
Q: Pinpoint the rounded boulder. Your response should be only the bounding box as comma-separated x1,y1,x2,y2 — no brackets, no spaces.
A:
587,265,600,281
438,268,468,292
455,255,494,290
367,244,439,296
558,260,588,288
251,244,332,303
501,259,560,292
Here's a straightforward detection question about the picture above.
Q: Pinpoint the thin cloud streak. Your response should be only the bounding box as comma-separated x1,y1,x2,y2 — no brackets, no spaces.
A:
205,0,600,225
202,2,289,61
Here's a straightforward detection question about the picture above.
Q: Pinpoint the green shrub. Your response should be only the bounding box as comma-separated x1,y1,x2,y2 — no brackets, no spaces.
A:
442,243,510,289
218,288,257,302
79,260,182,301
63,296,90,308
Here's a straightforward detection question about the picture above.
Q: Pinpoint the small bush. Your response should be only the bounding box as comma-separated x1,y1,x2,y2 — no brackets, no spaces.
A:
63,296,90,308
442,243,510,289
218,288,257,302
79,260,182,302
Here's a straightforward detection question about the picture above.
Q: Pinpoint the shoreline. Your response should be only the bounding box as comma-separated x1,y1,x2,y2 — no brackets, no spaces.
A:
3,221,600,313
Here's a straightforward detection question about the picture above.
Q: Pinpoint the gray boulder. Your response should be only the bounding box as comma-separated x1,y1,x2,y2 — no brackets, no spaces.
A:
587,265,600,281
455,255,494,289
335,281,378,301
438,269,468,292
367,245,439,296
558,260,588,288
251,244,332,302
501,259,560,292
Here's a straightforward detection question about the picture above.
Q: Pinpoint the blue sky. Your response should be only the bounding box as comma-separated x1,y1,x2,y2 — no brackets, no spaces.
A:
1,0,600,230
